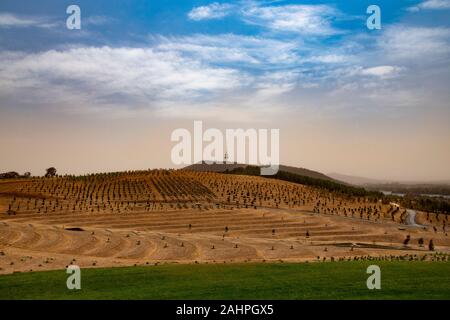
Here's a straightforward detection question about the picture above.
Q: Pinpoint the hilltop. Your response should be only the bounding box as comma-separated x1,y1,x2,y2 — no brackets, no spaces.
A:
184,162,335,181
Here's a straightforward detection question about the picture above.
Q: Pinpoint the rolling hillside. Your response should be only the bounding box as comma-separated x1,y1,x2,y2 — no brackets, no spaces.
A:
1,169,449,275
184,162,335,181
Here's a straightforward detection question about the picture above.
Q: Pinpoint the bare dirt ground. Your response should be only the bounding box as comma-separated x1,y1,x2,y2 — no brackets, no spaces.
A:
1,170,449,274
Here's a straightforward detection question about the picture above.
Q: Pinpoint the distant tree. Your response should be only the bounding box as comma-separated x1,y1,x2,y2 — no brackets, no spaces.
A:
403,235,411,246
418,238,424,247
0,171,20,179
45,167,57,177
23,172,31,178
428,239,435,251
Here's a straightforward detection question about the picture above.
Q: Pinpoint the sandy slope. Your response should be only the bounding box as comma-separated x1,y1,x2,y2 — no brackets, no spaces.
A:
1,207,449,274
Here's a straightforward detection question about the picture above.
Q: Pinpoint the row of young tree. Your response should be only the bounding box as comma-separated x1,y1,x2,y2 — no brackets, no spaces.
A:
225,166,450,215
225,166,383,199
392,194,450,215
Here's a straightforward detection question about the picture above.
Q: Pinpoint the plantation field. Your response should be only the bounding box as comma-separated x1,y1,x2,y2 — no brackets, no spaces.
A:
2,171,450,275
0,261,449,300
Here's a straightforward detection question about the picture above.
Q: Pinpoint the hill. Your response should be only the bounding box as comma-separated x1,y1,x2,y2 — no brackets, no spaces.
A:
225,166,382,198
328,172,450,186
327,173,391,185
184,162,335,181
278,165,335,182
1,169,449,275
183,162,248,173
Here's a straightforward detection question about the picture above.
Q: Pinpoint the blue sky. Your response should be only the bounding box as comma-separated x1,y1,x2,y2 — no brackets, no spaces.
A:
0,1,433,53
0,1,449,179
1,0,449,117
0,1,446,49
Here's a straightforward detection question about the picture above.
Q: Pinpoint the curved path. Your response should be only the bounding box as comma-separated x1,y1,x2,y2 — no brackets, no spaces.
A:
406,209,424,227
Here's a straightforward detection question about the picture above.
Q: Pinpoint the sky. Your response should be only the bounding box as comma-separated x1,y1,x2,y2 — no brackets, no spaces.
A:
0,0,449,181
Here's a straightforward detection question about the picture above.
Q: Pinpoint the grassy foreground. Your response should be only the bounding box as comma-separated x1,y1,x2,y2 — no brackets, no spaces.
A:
0,261,449,300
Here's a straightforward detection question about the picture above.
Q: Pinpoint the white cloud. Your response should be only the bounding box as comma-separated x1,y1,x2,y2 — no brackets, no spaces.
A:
308,54,350,64
0,47,245,113
187,2,342,36
254,71,298,97
154,33,301,66
361,66,401,78
316,24,450,114
0,12,56,28
188,2,234,21
240,4,340,35
378,25,450,61
0,40,307,118
408,0,450,12
2,20,448,120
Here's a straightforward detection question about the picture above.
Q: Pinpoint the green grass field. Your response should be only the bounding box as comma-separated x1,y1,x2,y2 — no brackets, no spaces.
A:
0,261,449,300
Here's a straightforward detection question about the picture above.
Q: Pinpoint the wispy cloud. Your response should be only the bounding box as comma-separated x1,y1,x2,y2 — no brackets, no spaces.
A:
0,38,305,118
360,66,401,78
408,0,450,12
188,2,234,21
0,47,245,114
153,33,301,67
187,2,342,36
308,54,350,64
1,4,449,121
0,12,57,28
252,71,298,99
377,25,450,60
240,4,341,35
